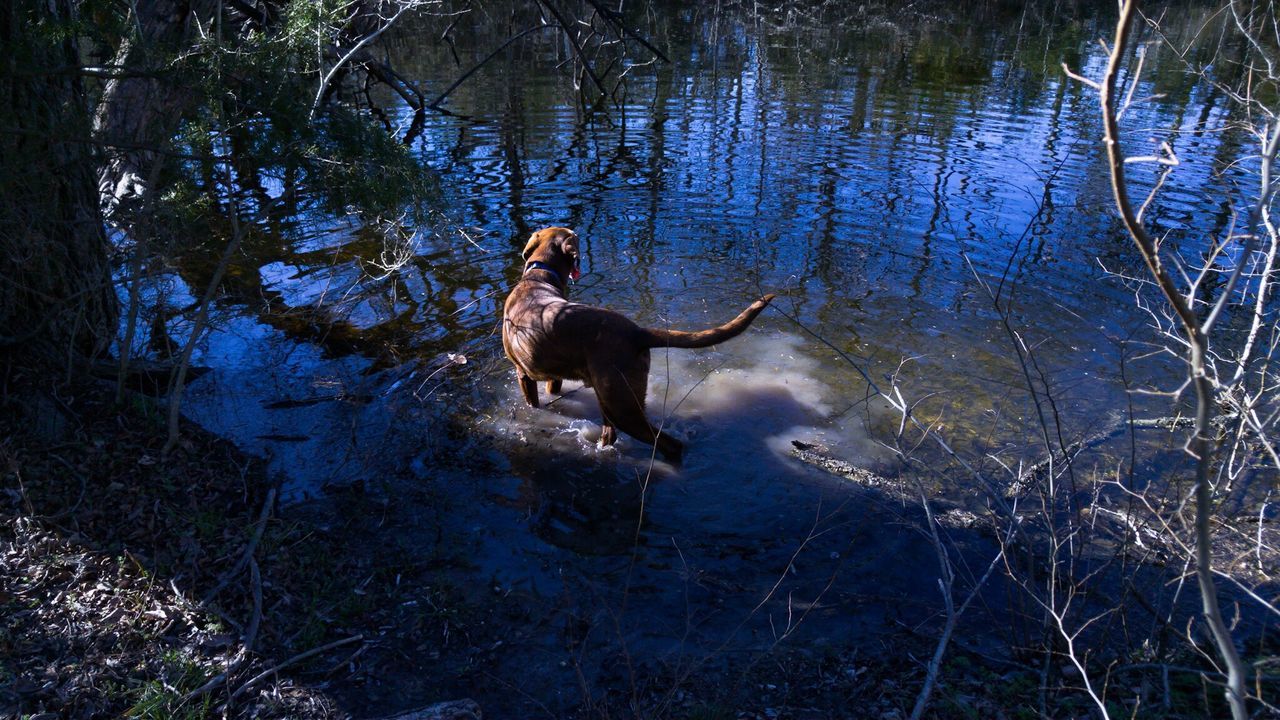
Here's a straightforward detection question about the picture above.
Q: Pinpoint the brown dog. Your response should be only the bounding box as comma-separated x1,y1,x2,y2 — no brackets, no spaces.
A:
502,227,774,462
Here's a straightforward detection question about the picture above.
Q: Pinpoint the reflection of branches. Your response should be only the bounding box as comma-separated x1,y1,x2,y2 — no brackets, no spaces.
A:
431,0,669,113
428,25,558,109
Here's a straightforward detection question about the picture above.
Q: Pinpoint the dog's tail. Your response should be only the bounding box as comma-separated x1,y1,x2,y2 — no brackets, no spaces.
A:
640,294,775,349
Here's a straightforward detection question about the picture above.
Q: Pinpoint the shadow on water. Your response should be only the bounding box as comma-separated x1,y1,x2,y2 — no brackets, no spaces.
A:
488,333,870,555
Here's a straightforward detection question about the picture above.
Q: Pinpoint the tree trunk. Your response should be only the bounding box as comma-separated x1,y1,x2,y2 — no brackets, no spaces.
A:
0,0,117,371
94,0,213,219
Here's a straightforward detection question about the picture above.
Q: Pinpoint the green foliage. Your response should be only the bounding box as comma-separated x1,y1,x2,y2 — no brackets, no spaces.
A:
279,0,354,62
308,110,434,217
3,0,435,372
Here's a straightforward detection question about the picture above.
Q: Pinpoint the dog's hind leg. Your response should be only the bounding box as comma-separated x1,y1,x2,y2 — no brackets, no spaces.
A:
591,365,683,462
610,408,683,462
518,374,540,407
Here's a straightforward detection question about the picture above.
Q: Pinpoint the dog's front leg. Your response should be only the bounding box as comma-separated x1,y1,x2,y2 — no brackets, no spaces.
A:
546,379,563,395
518,374,540,407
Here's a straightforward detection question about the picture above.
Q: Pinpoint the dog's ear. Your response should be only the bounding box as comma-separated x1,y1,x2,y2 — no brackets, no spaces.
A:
521,233,541,260
558,230,579,260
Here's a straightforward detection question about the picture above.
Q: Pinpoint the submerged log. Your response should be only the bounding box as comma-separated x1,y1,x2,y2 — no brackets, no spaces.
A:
789,428,1193,558
788,440,982,529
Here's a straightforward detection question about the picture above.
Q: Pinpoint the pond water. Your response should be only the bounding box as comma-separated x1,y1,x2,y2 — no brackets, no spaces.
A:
156,0,1253,713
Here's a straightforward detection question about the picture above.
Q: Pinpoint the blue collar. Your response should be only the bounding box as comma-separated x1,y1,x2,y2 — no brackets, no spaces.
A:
524,261,564,285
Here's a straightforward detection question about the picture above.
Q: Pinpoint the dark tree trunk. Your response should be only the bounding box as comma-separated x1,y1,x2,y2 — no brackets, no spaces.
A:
0,0,216,377
0,0,117,371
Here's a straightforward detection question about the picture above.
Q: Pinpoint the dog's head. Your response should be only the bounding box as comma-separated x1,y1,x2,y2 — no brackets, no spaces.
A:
522,226,581,283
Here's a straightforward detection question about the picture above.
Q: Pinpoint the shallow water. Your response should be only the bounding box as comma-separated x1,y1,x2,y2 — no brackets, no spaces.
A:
162,0,1254,712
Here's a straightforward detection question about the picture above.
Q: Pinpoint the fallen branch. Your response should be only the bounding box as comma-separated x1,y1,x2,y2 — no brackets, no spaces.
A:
228,634,364,703
535,0,608,98
201,487,276,606
788,440,982,529
378,699,482,720
581,0,670,63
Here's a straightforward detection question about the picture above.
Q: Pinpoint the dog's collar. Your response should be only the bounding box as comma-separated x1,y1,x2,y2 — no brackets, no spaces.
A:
523,261,564,285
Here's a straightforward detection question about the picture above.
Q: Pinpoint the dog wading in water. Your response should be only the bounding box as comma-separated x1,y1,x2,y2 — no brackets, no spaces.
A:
502,227,774,462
